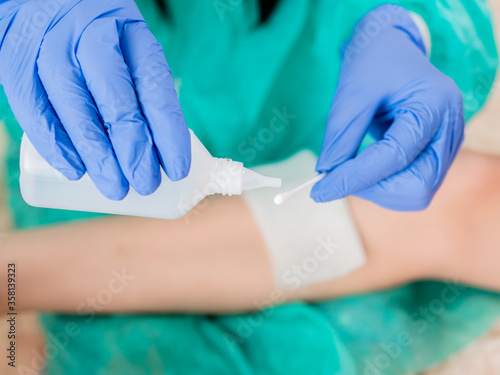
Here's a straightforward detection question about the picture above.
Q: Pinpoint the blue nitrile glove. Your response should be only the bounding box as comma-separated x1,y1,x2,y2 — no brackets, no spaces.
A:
311,5,464,211
0,0,191,200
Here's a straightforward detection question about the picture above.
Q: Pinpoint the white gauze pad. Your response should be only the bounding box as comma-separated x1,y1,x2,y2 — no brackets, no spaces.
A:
243,151,366,290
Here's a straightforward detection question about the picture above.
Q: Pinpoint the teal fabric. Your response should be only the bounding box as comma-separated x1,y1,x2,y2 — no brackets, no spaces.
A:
1,0,499,373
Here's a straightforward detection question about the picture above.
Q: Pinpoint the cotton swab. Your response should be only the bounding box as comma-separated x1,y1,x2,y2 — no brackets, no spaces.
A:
274,173,326,205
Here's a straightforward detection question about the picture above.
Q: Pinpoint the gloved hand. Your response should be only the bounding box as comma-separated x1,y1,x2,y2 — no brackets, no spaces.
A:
0,0,191,200
311,5,464,211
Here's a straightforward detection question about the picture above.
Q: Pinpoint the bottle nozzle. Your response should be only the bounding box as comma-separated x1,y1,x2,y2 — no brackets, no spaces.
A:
241,168,281,191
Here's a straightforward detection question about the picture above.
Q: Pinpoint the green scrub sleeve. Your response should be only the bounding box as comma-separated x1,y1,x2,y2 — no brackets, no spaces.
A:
400,0,498,120
327,0,498,121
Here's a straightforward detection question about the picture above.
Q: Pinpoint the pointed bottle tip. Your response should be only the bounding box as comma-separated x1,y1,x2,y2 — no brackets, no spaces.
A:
241,168,281,192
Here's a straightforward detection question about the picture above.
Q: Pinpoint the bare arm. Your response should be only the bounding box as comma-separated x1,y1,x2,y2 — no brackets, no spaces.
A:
1,150,500,314
1,196,273,313
298,150,500,302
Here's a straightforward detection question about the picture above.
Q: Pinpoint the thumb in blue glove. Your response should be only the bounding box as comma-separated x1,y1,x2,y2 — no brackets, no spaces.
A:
311,5,465,211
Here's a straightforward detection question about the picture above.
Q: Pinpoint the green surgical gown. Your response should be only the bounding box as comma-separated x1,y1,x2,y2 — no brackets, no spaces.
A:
1,0,499,373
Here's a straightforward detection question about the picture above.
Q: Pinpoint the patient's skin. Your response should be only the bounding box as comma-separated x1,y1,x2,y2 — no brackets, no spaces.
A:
0,150,499,314
298,150,500,302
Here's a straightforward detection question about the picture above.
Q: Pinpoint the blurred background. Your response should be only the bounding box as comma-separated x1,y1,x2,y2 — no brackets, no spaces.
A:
0,0,499,373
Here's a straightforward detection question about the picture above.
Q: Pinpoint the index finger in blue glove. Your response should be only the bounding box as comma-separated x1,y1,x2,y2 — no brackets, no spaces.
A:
311,108,434,203
315,82,381,174
77,19,161,196
9,80,86,181
120,21,191,181
0,33,85,181
37,31,130,201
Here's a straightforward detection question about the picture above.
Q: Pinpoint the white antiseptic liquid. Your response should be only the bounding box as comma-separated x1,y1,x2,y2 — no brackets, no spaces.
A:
19,130,281,219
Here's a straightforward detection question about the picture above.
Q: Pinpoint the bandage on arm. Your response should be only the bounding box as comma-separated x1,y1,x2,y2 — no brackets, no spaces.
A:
243,151,366,290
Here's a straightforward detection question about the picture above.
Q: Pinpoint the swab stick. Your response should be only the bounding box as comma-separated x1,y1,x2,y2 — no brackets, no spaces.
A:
274,173,326,205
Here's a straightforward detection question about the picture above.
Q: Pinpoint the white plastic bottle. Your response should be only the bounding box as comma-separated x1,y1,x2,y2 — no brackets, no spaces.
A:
19,130,281,219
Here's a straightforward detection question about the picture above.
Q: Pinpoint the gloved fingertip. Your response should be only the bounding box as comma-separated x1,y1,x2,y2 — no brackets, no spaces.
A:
310,192,323,203
310,182,329,203
127,158,162,196
47,144,86,181
310,174,349,203
167,154,191,182
315,151,338,174
314,159,328,174
315,165,329,174
310,190,330,203
134,176,162,196
103,184,130,201
60,167,85,182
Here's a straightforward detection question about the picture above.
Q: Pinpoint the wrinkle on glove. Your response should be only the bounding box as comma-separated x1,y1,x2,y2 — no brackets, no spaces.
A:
312,5,465,211
0,0,191,200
